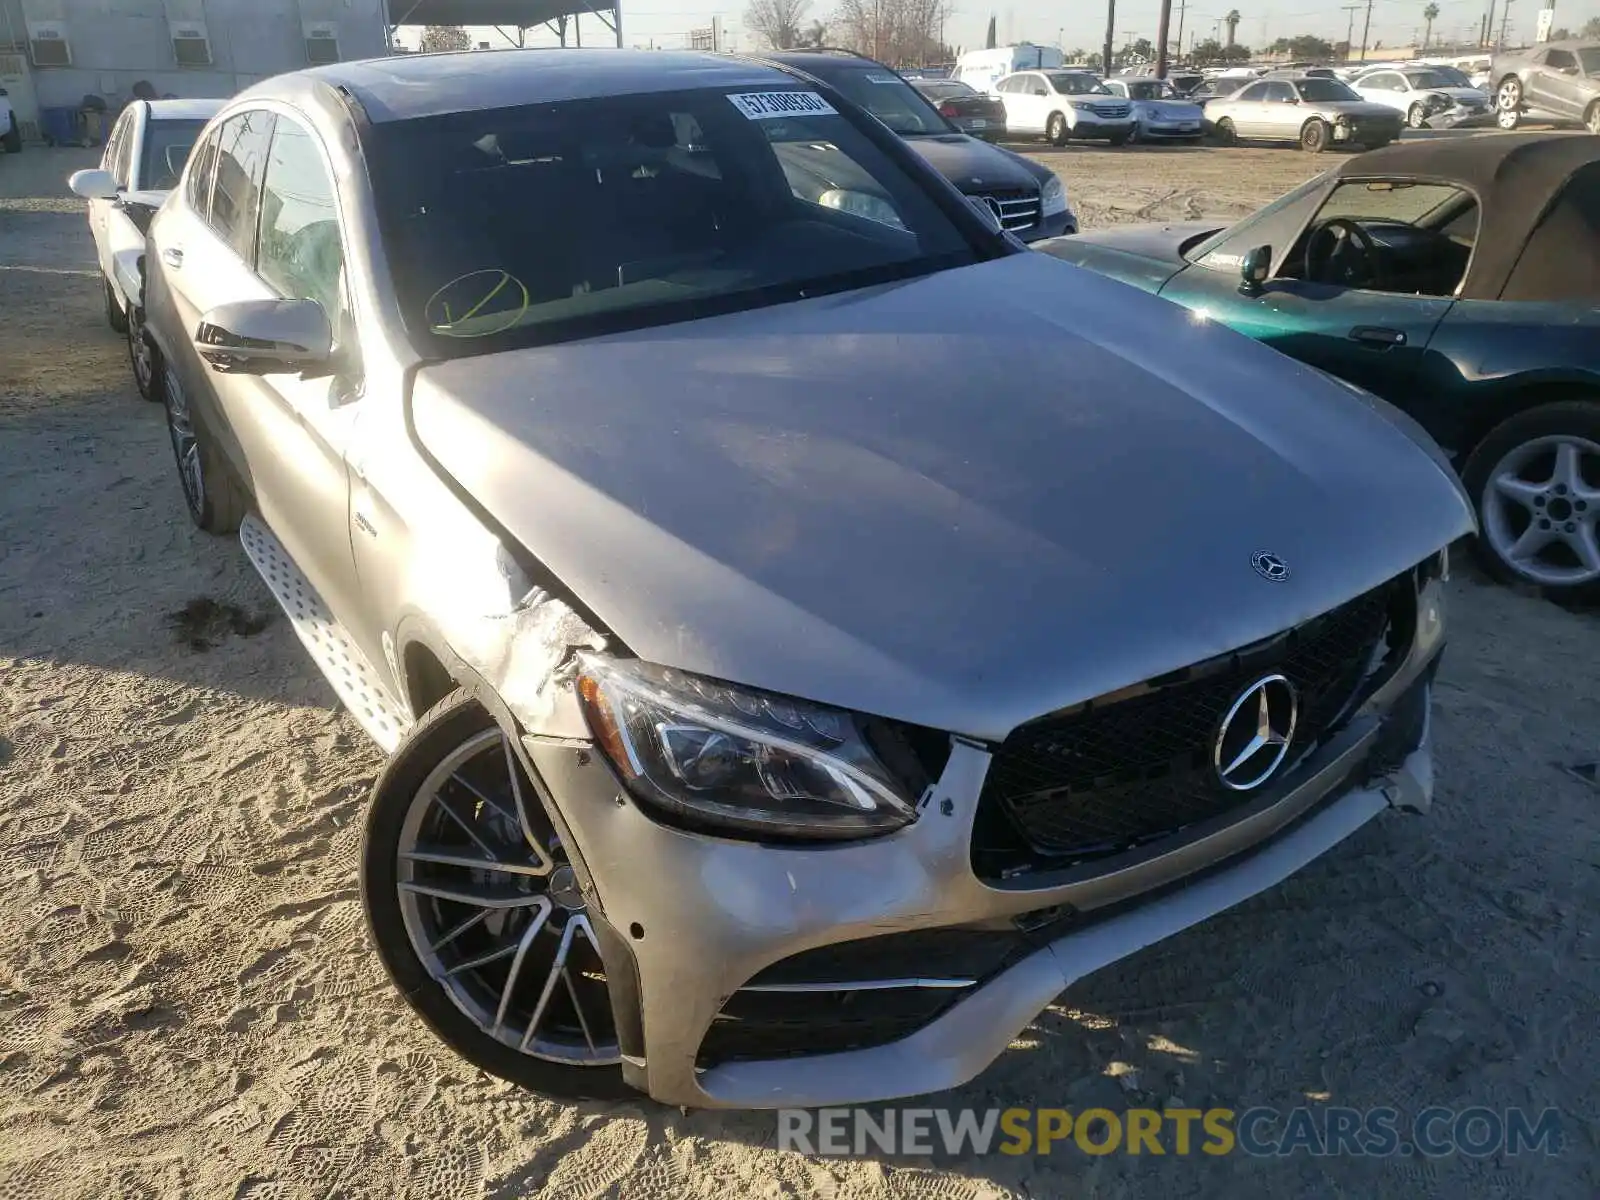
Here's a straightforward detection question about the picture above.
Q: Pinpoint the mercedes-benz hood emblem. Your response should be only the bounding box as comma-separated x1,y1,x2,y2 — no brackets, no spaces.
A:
1214,674,1299,791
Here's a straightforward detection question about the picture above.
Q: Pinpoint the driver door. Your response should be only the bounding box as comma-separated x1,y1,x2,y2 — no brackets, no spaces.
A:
1159,178,1462,404
1529,48,1586,119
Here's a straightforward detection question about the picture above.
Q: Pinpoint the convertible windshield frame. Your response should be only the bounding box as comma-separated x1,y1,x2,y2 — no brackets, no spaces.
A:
364,83,1004,362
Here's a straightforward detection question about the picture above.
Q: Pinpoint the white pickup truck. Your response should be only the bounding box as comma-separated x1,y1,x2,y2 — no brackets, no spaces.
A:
68,98,222,399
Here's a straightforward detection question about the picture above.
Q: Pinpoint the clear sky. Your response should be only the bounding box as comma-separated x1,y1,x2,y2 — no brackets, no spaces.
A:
396,0,1598,60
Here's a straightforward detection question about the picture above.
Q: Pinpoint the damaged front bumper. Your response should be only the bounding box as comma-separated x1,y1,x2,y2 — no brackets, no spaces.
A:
516,581,1447,1109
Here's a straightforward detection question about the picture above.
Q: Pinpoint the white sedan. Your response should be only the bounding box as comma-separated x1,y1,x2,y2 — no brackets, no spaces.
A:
68,98,223,399
1351,66,1493,128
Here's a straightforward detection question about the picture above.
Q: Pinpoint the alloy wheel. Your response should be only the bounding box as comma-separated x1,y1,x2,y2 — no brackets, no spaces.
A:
394,727,619,1066
1497,78,1521,110
1586,103,1600,136
162,364,205,517
1407,103,1428,129
1481,434,1600,588
128,307,154,399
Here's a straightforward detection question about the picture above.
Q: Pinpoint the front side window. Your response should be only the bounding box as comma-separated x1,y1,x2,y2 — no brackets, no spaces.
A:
1045,72,1109,95
1292,179,1478,295
1579,47,1600,74
256,118,346,327
1264,82,1296,103
209,110,276,259
366,85,983,358
141,118,208,192
1363,72,1403,92
1545,49,1577,71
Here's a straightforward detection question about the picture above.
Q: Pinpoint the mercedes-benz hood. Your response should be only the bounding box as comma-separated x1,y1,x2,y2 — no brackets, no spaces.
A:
412,252,1473,741
903,134,1043,194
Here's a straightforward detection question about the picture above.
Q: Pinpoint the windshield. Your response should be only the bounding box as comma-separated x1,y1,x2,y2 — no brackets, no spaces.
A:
1128,80,1178,100
1407,68,1471,88
140,118,207,191
1580,47,1600,75
367,86,983,358
1295,78,1362,102
1046,72,1111,95
808,67,945,135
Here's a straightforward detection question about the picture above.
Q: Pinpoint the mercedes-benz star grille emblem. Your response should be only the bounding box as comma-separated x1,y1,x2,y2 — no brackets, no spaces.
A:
983,196,1005,224
1213,674,1299,791
1251,551,1291,581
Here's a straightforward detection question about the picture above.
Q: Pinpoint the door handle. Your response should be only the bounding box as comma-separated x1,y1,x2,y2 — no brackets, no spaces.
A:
1349,325,1405,348
162,248,184,268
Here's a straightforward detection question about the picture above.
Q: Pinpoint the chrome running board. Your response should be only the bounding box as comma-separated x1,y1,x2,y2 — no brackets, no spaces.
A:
240,515,410,753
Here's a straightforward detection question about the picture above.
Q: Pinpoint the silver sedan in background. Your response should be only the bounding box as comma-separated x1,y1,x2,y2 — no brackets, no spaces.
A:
1206,75,1404,151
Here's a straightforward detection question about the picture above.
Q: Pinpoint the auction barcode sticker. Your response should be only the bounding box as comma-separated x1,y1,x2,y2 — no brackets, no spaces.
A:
727,91,838,119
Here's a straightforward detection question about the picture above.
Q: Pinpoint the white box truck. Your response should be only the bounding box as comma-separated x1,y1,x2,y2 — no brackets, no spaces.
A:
955,45,1065,94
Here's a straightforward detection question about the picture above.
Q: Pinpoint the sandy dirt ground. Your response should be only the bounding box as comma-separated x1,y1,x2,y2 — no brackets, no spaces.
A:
1,142,1597,1200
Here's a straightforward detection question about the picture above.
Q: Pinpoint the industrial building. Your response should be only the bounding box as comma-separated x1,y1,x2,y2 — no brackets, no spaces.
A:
0,0,392,142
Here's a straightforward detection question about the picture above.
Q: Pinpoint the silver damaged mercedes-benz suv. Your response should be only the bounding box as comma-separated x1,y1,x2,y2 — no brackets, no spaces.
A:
139,48,1474,1108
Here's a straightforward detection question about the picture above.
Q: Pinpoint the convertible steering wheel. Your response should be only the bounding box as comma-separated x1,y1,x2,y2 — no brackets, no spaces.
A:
1303,217,1385,290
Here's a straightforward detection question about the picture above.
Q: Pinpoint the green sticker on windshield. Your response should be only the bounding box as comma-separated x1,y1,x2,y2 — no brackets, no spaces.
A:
425,270,530,338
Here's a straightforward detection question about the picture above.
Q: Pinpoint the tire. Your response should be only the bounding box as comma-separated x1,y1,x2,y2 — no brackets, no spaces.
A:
159,359,247,534
1406,103,1429,129
362,691,633,1101
1496,75,1522,114
1461,400,1600,603
1496,105,1521,130
1108,133,1131,147
2,115,20,154
1213,118,1237,146
127,300,159,402
1046,111,1069,146
1585,102,1600,136
105,278,128,333
1300,118,1329,153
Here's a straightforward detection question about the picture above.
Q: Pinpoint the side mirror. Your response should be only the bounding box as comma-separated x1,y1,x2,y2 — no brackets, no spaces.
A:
1239,245,1272,296
68,168,120,200
194,298,333,376
967,195,1004,234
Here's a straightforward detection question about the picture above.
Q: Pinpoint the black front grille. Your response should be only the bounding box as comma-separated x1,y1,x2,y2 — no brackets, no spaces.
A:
975,576,1411,873
698,987,956,1065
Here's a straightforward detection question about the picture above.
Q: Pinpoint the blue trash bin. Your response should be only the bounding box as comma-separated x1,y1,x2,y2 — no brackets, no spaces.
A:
40,106,80,147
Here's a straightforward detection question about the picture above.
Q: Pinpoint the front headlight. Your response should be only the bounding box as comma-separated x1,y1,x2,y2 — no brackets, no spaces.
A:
1041,173,1068,217
1068,99,1095,110
1426,92,1453,112
817,188,906,229
576,655,920,840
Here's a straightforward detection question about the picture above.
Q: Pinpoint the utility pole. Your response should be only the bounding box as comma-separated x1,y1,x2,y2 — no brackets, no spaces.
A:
1156,0,1173,76
1103,0,1116,76
1174,0,1187,65
1359,0,1374,62
1485,0,1496,46
1342,4,1361,61
1498,0,1514,47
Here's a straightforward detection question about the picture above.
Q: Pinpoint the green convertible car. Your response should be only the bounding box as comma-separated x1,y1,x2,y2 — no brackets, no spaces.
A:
1039,134,1600,602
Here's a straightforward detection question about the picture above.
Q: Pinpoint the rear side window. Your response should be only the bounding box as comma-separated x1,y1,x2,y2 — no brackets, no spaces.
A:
185,126,221,220
256,117,346,327
1237,82,1268,101
209,110,276,260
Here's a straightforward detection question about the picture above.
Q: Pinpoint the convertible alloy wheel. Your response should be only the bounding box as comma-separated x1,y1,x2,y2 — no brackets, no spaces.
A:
1479,434,1600,591
1497,77,1522,111
127,305,158,402
363,694,629,1099
162,363,206,520
1406,103,1429,129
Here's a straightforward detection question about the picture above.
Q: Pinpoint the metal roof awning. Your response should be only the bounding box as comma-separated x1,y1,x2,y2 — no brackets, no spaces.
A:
387,0,615,26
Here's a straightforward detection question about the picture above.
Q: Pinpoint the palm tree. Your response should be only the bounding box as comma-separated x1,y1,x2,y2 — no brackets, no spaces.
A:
1224,9,1241,47
1422,2,1439,49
